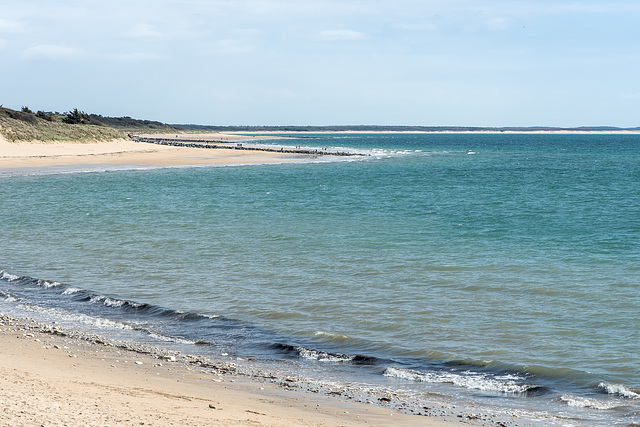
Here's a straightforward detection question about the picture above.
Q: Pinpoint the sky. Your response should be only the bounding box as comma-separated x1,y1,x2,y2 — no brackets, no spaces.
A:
1,0,639,127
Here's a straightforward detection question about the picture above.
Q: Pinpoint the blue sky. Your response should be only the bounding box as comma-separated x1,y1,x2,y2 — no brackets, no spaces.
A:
1,0,639,126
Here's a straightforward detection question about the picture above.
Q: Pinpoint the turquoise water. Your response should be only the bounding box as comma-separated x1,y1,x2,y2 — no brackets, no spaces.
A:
1,133,639,425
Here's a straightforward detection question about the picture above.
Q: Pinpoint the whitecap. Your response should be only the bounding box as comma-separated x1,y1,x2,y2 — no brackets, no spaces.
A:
89,295,106,304
297,347,354,363
0,271,20,281
103,297,126,308
560,394,622,410
598,382,640,399
383,367,536,394
38,279,61,288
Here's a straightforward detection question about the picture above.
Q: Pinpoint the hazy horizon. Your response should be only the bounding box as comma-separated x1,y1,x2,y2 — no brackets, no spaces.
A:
2,1,639,128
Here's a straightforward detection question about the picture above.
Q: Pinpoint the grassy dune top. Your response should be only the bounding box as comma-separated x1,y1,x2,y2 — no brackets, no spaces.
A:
0,106,178,143
0,107,124,143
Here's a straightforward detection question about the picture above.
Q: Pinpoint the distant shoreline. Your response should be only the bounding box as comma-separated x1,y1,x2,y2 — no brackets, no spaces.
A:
235,129,640,135
174,125,640,135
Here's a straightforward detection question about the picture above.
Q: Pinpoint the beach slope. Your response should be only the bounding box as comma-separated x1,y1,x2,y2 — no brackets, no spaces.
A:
0,134,309,172
0,315,462,426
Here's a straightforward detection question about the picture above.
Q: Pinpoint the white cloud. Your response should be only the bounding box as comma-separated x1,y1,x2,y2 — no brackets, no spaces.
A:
0,18,22,33
316,30,367,41
211,39,254,54
22,44,82,60
124,23,167,41
483,16,512,31
109,52,167,62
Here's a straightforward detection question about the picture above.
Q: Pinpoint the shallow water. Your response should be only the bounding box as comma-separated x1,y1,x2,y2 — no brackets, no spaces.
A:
2,133,639,425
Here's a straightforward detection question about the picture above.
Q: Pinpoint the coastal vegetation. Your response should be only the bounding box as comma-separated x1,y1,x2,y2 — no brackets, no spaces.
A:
0,106,124,142
88,114,176,132
0,106,178,142
2,104,638,144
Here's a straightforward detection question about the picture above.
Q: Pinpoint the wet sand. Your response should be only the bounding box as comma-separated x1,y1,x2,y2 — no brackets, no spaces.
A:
0,314,466,426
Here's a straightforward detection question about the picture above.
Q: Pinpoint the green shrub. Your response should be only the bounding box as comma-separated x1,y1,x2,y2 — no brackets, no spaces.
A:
36,111,53,121
7,109,38,124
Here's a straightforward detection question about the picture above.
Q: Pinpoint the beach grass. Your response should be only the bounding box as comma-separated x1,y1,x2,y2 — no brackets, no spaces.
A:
0,107,124,142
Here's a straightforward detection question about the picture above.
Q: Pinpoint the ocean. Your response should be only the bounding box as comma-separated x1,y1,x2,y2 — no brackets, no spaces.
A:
1,133,639,425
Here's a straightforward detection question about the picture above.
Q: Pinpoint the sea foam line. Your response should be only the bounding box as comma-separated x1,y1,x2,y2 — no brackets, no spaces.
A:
384,367,538,394
297,346,356,363
559,394,623,410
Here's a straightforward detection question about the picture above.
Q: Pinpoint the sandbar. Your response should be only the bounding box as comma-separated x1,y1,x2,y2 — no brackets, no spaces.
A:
0,133,310,173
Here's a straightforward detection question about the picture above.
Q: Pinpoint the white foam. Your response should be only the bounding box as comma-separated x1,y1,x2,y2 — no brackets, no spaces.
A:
560,394,621,410
89,295,105,304
383,367,535,394
0,271,20,281
18,304,133,330
62,287,82,295
85,316,133,330
148,332,197,345
103,297,126,308
297,347,354,363
87,295,138,308
1,292,17,302
38,279,61,288
598,382,640,399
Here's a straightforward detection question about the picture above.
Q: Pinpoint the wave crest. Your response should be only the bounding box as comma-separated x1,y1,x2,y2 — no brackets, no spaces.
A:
560,394,623,410
384,367,541,394
598,382,640,399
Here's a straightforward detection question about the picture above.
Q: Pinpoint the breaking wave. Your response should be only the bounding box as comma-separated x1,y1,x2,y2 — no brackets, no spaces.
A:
598,382,640,399
560,394,624,410
384,366,544,395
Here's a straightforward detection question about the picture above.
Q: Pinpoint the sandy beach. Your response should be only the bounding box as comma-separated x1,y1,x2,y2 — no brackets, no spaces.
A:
0,314,467,427
0,133,309,173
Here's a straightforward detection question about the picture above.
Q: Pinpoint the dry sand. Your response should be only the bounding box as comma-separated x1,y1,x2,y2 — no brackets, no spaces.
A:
0,315,469,426
0,133,310,172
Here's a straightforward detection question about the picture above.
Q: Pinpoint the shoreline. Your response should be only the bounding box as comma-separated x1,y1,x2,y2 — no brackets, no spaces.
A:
0,312,466,426
3,129,637,173
232,129,640,135
0,133,317,173
134,136,366,157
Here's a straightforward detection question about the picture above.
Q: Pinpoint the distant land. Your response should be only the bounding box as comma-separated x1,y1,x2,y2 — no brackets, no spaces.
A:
2,105,639,143
174,124,640,132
